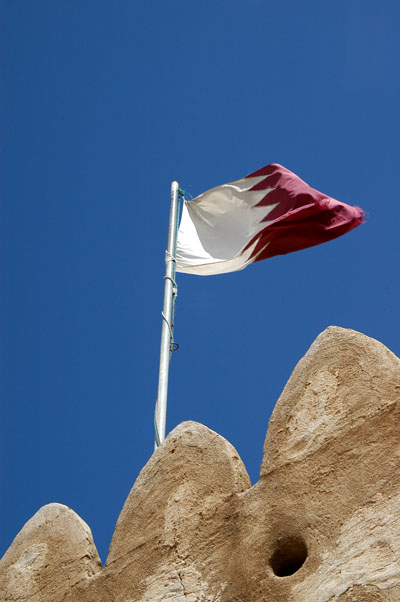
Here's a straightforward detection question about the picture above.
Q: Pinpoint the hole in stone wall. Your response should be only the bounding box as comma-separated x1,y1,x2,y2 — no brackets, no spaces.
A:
269,536,308,577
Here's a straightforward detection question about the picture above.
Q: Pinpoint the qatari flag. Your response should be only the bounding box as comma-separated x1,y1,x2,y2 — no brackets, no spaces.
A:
176,163,364,276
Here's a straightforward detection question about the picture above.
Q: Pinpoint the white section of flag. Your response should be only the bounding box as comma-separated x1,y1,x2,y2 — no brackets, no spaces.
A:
175,175,276,275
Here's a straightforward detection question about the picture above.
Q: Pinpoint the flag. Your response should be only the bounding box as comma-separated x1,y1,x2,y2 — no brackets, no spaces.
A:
175,163,364,276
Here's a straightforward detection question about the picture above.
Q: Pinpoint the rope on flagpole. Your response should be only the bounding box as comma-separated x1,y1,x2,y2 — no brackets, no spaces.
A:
164,250,179,353
161,310,179,350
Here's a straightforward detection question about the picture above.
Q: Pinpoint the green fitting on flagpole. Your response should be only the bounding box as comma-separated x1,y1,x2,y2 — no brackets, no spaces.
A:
178,187,193,200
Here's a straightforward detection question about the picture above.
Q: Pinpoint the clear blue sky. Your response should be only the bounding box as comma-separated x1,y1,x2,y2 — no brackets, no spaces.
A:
1,0,399,563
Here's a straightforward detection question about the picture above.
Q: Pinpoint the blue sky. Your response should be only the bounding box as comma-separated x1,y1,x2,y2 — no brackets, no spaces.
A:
1,0,399,562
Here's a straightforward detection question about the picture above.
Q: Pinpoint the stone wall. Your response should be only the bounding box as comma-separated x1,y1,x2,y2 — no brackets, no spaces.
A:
1,326,400,601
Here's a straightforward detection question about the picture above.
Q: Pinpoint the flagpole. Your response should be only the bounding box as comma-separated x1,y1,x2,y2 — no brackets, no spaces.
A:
154,180,180,447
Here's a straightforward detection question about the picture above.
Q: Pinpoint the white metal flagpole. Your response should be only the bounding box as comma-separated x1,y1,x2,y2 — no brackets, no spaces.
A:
154,180,180,447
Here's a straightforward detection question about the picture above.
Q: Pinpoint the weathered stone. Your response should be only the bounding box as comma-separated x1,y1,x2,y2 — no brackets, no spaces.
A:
1,326,400,601
0,503,101,601
262,326,400,474
103,421,250,602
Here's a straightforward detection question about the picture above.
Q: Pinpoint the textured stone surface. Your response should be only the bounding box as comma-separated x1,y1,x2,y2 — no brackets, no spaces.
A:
1,326,400,601
0,503,101,601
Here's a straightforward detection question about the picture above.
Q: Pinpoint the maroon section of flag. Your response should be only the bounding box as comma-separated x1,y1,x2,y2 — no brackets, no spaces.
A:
244,163,365,264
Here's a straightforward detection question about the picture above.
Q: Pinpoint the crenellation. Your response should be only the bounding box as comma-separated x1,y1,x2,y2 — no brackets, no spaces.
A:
2,326,400,601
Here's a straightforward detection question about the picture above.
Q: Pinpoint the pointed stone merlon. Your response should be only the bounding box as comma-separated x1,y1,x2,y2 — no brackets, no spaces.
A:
0,503,101,601
104,421,251,601
262,326,400,475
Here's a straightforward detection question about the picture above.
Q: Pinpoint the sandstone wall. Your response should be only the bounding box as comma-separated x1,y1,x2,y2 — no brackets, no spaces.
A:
1,327,400,601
